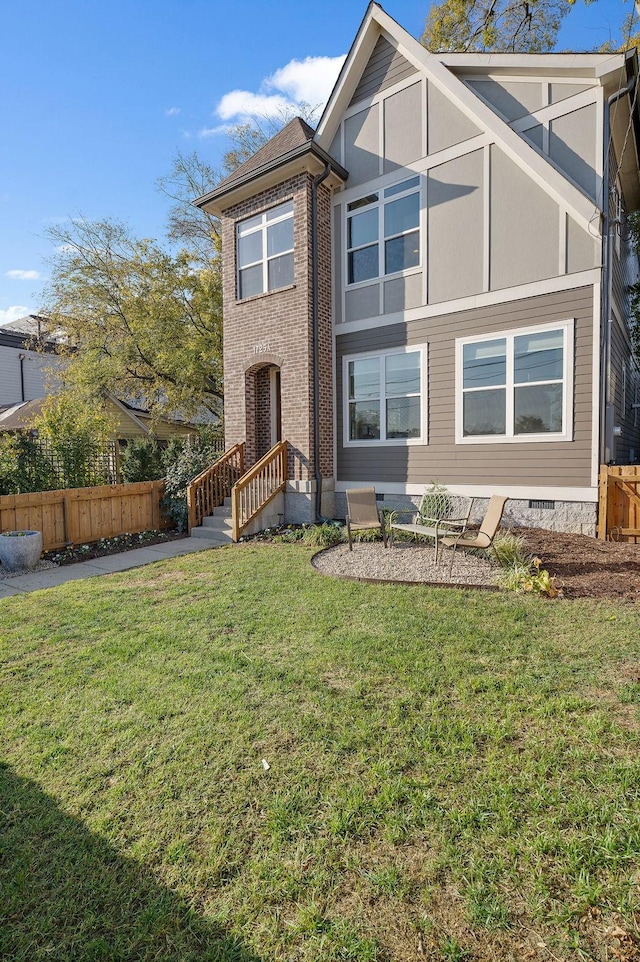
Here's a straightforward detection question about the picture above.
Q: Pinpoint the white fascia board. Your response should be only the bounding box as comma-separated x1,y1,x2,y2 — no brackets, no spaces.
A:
314,4,382,148
335,480,598,501
370,7,600,232
439,51,625,76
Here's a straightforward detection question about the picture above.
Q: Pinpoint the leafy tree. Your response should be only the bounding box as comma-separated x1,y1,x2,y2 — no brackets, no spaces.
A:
421,0,574,52
42,218,223,420
32,391,116,488
119,437,165,483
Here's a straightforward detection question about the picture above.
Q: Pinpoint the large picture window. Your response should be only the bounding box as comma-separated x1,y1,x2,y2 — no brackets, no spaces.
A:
344,347,425,444
237,200,294,299
346,177,420,285
456,321,573,443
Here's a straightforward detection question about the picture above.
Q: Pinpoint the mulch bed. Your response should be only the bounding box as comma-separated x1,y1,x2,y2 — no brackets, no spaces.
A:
516,527,640,601
42,530,187,567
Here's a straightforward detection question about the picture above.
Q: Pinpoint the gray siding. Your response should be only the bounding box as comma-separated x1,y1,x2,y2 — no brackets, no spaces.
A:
428,150,484,303
345,284,380,323
428,82,481,154
333,206,343,324
567,215,599,275
467,79,543,120
350,35,418,107
523,124,543,151
344,106,379,186
336,286,595,487
549,83,593,105
549,104,597,200
490,146,559,290
384,273,423,313
609,317,640,463
0,346,51,405
384,82,423,173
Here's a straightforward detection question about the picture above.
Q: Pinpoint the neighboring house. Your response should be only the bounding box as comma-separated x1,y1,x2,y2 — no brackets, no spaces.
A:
0,317,196,442
196,2,640,535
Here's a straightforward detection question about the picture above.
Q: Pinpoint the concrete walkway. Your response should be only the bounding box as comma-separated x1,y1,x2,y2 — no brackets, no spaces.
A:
0,537,216,598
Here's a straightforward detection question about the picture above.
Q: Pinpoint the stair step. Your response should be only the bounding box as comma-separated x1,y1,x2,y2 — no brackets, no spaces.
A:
191,525,233,543
212,504,232,518
202,515,233,530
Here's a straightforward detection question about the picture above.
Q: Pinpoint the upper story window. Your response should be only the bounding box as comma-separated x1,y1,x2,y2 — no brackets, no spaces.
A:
346,177,420,285
236,200,294,300
344,346,425,445
455,320,574,443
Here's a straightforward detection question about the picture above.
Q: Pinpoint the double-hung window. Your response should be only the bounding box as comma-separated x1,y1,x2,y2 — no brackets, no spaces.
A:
345,347,425,444
237,200,294,299
346,177,420,285
456,320,573,442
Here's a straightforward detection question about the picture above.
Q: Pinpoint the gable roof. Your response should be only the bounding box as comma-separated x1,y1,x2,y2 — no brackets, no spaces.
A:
215,117,315,192
195,117,347,215
314,3,637,231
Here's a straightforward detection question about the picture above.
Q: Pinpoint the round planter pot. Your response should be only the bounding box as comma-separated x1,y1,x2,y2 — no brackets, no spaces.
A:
0,530,43,573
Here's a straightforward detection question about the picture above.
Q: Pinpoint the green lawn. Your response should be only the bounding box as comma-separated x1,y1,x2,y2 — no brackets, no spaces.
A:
1,543,639,961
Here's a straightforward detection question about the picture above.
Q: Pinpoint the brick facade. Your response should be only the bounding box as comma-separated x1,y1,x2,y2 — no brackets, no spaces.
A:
221,173,334,490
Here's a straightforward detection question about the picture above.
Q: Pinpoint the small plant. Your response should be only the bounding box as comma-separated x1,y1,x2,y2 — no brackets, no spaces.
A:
498,556,563,598
301,523,344,547
492,531,531,568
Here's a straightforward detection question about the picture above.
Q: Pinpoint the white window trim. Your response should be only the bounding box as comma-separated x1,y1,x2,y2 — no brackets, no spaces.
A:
236,200,294,301
342,345,427,447
455,319,574,444
345,178,422,288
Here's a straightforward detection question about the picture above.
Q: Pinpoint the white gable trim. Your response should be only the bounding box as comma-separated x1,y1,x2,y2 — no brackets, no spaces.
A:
317,4,603,235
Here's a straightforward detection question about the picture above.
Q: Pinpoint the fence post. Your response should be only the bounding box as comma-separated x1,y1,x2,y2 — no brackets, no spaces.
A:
597,465,609,540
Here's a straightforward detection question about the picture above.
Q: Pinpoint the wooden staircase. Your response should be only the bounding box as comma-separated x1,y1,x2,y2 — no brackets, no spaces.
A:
187,441,287,543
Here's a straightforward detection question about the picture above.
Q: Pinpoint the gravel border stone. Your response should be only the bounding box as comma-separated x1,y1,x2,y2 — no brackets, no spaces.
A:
311,541,500,588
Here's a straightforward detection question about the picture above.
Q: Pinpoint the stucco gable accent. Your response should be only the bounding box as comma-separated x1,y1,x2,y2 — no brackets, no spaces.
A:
316,3,602,234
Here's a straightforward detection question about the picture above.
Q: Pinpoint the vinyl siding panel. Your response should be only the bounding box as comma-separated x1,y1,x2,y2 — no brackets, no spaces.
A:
336,286,595,487
609,318,640,463
350,35,418,107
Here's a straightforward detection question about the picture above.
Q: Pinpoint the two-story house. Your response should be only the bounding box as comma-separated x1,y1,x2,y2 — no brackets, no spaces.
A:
194,2,640,538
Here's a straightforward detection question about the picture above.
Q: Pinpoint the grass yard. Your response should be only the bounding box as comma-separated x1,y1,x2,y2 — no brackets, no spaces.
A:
1,543,639,962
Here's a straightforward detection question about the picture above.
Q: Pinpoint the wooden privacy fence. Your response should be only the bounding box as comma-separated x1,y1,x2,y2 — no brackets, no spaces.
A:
598,465,640,542
0,481,169,551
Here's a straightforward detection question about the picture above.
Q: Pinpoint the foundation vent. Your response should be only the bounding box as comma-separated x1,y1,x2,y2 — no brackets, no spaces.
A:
529,500,555,510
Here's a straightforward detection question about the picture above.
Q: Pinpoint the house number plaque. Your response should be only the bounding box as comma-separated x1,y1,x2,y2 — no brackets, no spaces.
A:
253,342,270,355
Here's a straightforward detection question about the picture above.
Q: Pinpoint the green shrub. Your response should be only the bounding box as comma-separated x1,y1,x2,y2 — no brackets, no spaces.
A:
301,523,345,547
492,531,531,568
119,438,165,483
161,435,225,531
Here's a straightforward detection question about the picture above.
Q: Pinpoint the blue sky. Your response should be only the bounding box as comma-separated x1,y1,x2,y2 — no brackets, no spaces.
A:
0,0,629,323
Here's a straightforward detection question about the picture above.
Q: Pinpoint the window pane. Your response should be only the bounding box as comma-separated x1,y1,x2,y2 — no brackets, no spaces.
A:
238,231,262,268
349,401,380,440
348,207,378,249
386,396,420,438
349,357,379,400
348,244,378,284
384,231,419,274
463,388,506,436
237,213,262,235
515,383,563,433
463,339,506,389
385,352,420,396
384,176,420,198
514,330,564,384
266,200,293,220
267,252,294,291
384,193,419,237
239,264,263,299
347,193,378,212
267,218,293,257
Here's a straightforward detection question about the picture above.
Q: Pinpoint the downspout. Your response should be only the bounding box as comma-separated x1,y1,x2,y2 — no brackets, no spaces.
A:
311,161,331,522
18,353,25,402
600,71,637,465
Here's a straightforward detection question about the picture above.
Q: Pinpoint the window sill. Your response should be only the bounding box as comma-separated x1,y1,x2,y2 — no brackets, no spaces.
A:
343,438,425,447
236,284,296,305
455,433,573,444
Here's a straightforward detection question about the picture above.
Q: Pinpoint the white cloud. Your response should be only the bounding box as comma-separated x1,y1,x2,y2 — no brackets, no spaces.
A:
165,106,181,117
6,269,41,281
216,90,296,122
213,53,345,125
266,55,346,107
0,305,30,325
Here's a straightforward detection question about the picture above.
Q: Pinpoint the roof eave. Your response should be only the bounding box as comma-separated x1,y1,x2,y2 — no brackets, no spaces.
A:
195,142,347,216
